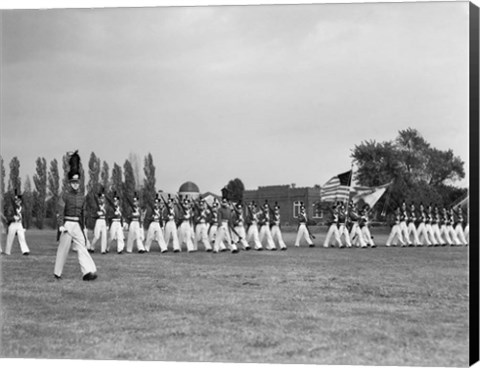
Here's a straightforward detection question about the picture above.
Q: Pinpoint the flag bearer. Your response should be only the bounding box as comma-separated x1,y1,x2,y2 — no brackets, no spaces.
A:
54,151,97,281
349,201,366,248
5,190,30,256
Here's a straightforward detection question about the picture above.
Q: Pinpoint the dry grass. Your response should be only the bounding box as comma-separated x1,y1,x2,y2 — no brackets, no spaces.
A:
0,228,469,366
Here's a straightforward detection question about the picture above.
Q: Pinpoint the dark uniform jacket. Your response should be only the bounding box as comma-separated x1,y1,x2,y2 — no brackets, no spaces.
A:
57,190,86,228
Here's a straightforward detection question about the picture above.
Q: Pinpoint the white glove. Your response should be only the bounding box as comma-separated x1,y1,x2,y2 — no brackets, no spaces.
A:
59,226,67,233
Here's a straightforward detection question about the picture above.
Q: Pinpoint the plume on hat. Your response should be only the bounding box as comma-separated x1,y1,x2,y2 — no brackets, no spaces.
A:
67,150,81,180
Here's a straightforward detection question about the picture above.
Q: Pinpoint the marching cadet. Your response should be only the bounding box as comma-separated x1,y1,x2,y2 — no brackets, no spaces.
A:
107,193,125,254
232,202,250,251
431,205,445,246
177,197,196,252
294,202,314,247
5,189,30,256
439,207,453,246
446,207,461,246
349,200,366,248
400,201,412,246
337,202,352,248
207,199,221,248
360,205,375,248
323,202,342,248
193,199,213,252
89,189,108,254
246,201,263,251
258,200,276,251
164,196,181,252
270,202,287,250
213,197,239,253
126,193,146,253
145,194,168,253
407,202,421,247
416,202,432,247
54,151,97,281
454,205,468,246
386,206,406,247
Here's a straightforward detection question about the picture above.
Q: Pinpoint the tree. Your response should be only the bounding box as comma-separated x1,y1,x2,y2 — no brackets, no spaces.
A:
110,163,123,202
395,128,431,183
223,178,245,202
426,148,465,186
0,156,5,218
61,153,69,195
100,161,110,192
86,152,101,229
123,159,136,215
128,152,143,190
142,153,156,209
33,157,47,229
23,176,34,229
47,159,60,226
8,157,22,193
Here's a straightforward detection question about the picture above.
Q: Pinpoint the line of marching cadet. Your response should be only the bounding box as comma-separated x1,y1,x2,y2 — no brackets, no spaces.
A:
83,191,317,254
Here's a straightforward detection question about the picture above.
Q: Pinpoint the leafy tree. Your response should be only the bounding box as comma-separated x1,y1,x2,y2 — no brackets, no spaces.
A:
8,157,22,193
85,152,101,229
100,161,110,192
47,159,60,226
61,153,69,195
142,153,156,209
223,178,245,202
123,159,136,214
33,157,47,229
23,176,34,229
110,163,123,202
128,152,143,190
426,148,465,186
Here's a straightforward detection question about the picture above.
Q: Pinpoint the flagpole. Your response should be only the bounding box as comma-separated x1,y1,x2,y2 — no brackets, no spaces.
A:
345,162,354,212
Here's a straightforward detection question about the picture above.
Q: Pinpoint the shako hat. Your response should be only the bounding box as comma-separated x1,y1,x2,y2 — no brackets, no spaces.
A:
67,150,81,182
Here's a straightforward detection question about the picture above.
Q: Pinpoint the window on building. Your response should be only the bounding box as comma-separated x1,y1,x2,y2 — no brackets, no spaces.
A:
293,201,301,218
312,203,323,219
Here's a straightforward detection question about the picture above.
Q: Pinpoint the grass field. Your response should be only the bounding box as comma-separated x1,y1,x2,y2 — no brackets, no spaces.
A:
0,228,469,366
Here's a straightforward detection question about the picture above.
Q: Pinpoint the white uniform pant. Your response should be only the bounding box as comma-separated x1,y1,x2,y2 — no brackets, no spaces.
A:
109,221,125,252
338,224,351,247
6,222,30,255
386,224,405,246
447,225,461,245
164,220,181,251
145,222,168,252
208,224,218,244
54,221,97,277
271,225,287,249
126,221,145,252
417,223,432,246
195,223,212,251
464,224,469,242
324,224,341,248
440,225,453,245
247,224,262,250
407,222,420,246
232,225,250,250
214,222,237,252
178,221,195,252
259,225,276,250
91,219,107,252
431,224,444,245
362,226,375,247
400,222,411,245
455,224,468,246
295,224,313,246
350,223,367,247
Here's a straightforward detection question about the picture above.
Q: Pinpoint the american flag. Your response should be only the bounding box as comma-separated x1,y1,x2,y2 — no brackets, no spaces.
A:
320,170,352,202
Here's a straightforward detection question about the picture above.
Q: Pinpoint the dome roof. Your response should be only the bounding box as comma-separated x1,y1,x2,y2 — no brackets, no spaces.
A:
179,181,200,193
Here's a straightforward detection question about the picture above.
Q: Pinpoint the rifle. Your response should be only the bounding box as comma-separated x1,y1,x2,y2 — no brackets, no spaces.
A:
298,211,316,240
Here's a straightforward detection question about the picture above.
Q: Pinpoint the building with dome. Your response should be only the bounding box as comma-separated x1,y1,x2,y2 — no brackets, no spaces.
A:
178,181,200,201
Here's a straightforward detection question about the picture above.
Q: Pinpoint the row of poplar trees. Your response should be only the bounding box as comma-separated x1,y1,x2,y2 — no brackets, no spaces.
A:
0,153,157,230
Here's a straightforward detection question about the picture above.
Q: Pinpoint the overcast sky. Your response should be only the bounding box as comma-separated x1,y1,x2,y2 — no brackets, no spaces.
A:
0,1,470,194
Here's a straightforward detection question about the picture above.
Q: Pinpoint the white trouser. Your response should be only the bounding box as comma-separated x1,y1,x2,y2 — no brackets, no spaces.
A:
425,224,436,245
126,221,145,252
178,221,195,252
145,222,168,252
295,224,313,246
214,222,237,252
350,223,367,247
109,221,125,252
271,225,287,249
91,219,107,252
232,225,250,250
259,225,276,250
362,226,375,246
464,224,469,242
6,222,30,255
440,225,453,245
195,223,212,251
324,224,341,248
417,223,431,246
431,224,444,245
447,225,461,245
455,224,468,246
400,222,411,245
247,224,262,250
164,220,181,251
386,224,405,246
54,221,97,277
407,222,420,246
338,224,351,247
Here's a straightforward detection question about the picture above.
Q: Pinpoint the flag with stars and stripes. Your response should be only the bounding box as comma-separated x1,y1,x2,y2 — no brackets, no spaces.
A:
320,170,352,202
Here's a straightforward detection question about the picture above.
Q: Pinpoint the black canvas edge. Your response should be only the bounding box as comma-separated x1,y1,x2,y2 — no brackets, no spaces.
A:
470,1,479,366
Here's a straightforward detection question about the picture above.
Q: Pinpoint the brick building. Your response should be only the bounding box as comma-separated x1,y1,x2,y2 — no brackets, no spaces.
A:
243,184,322,226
